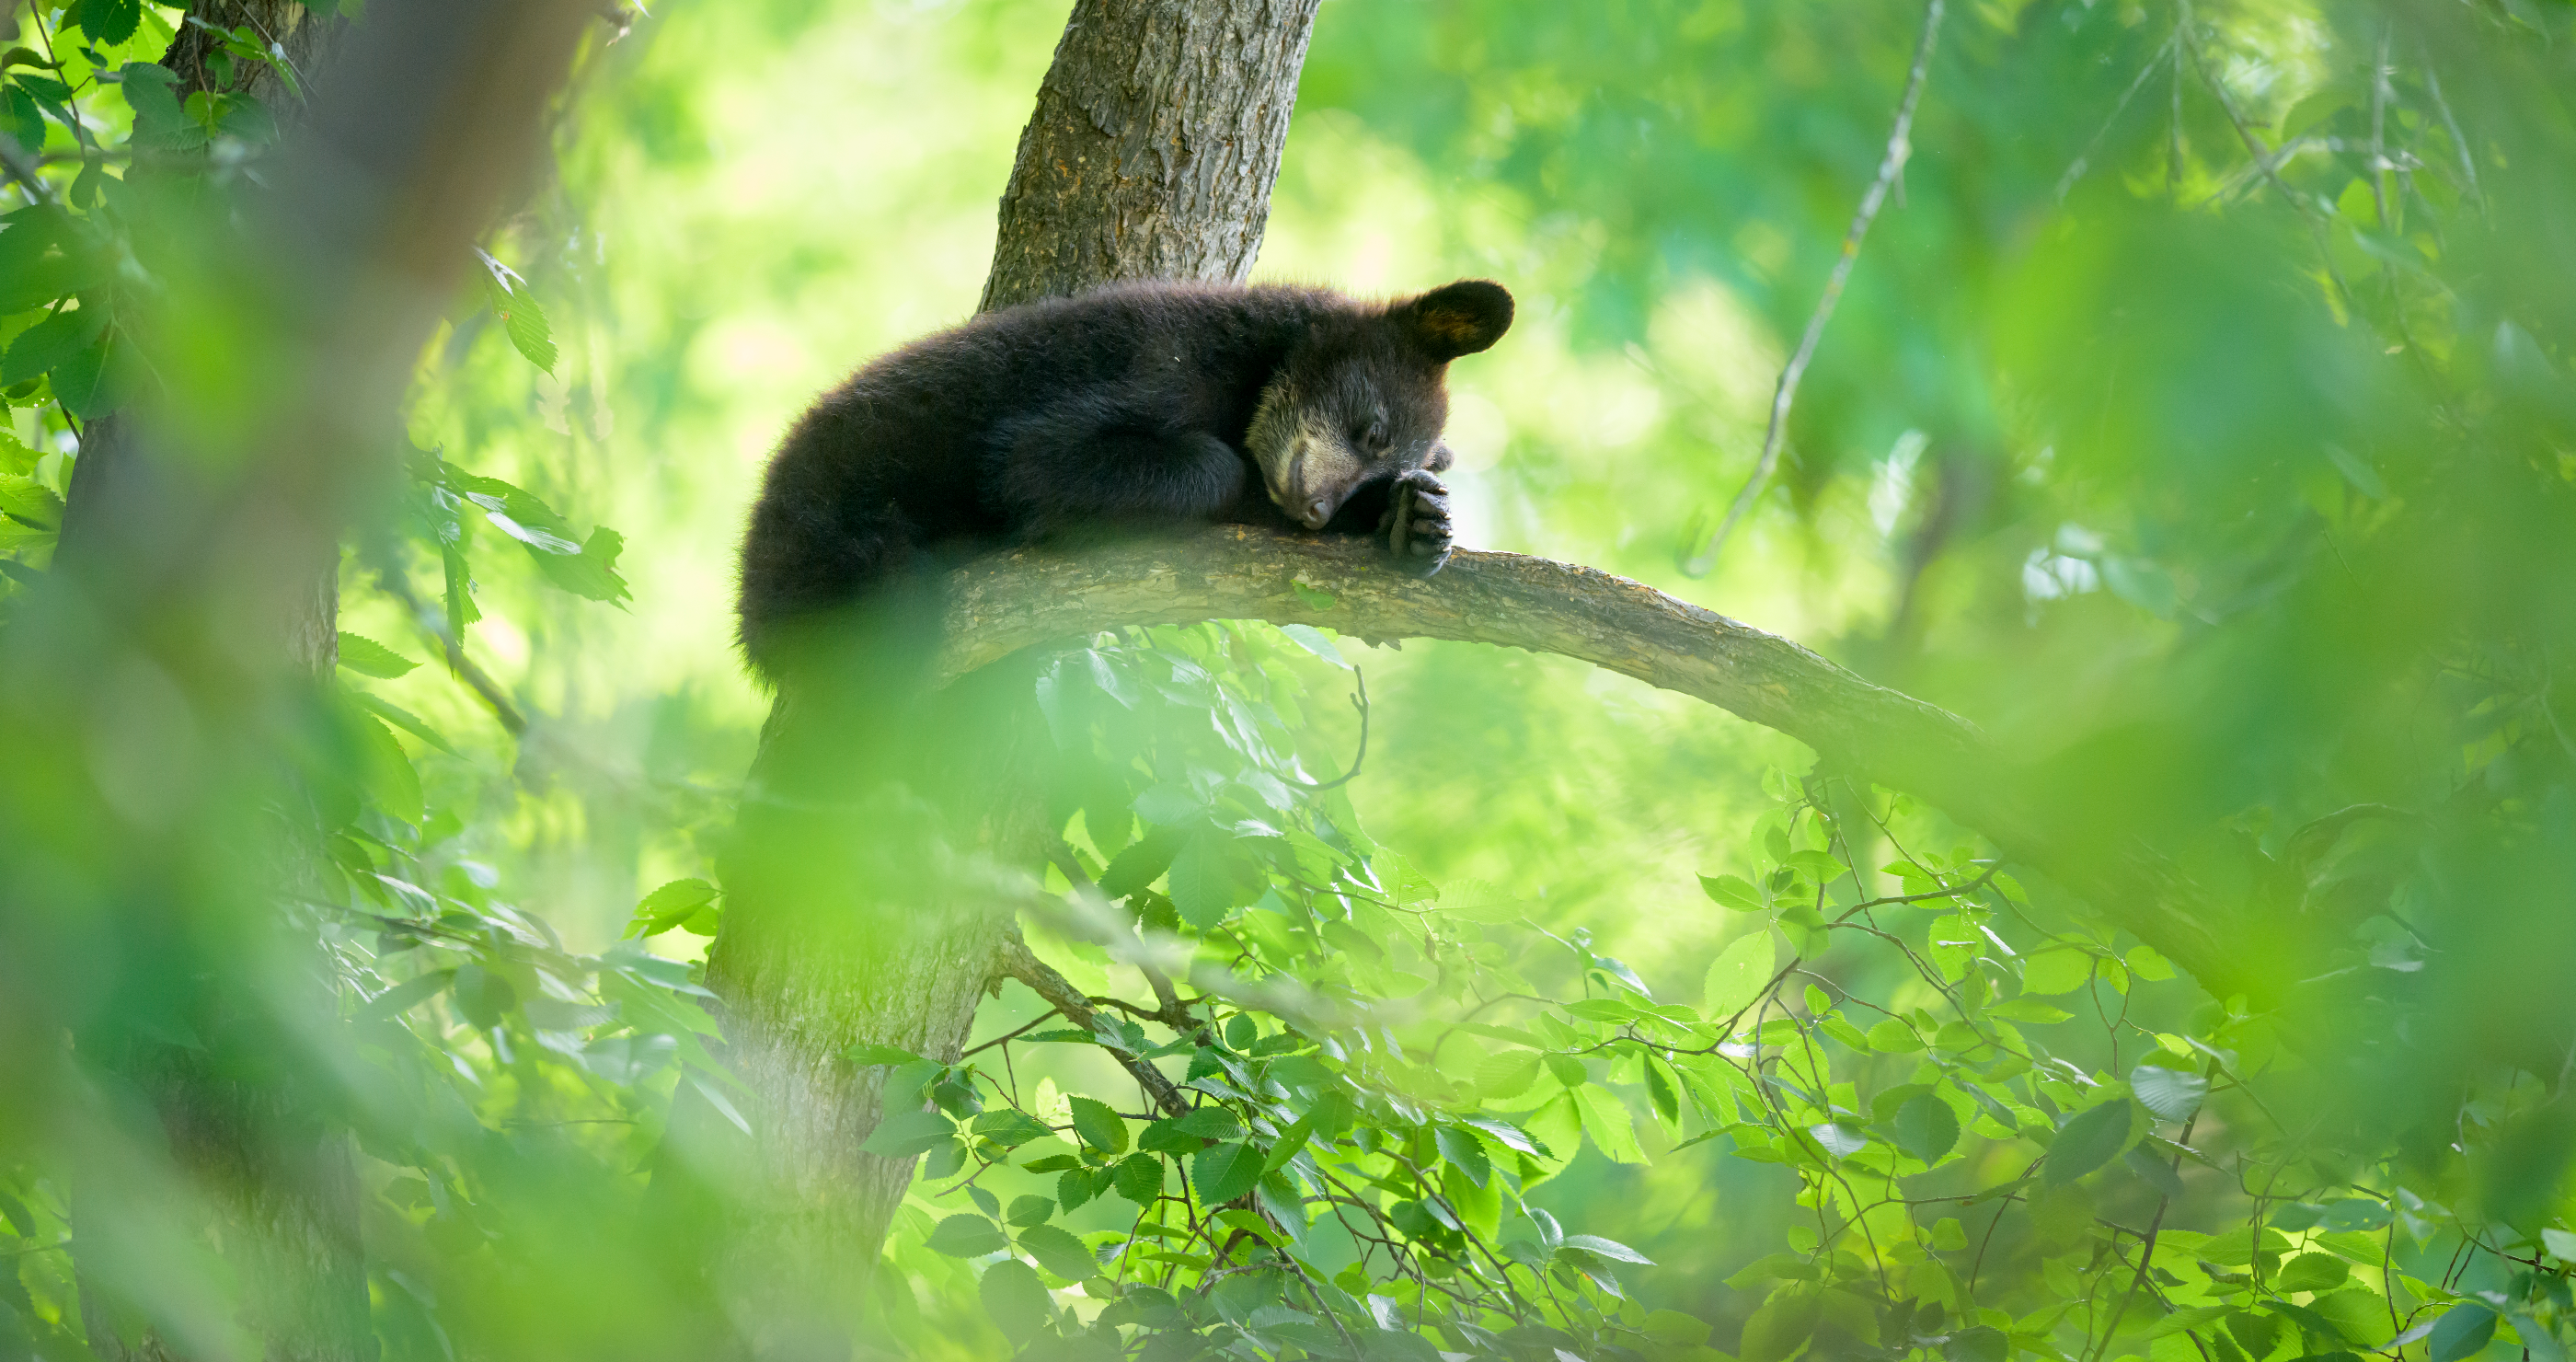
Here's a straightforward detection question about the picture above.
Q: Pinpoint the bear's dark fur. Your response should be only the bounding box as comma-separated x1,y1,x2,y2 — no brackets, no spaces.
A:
735,278,1513,681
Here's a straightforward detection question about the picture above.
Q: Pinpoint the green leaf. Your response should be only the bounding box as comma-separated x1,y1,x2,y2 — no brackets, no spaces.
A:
529,527,631,605
2429,1304,2496,1362
859,1108,954,1160
2131,1063,2208,1122
978,1259,1052,1343
1165,833,1246,930
1289,580,1336,611
1892,1092,1960,1165
1698,872,1767,911
1276,623,1350,667
1110,1153,1163,1205
2019,948,2096,996
354,693,460,757
1741,1288,1824,1362
1004,1195,1053,1228
335,632,419,679
2124,1147,2186,1200
1573,1084,1644,1164
355,713,422,825
1475,1049,1539,1100
1014,1222,1098,1281
0,306,102,386
2274,1253,2350,1294
2044,1098,2136,1187
479,257,558,373
1562,1233,1652,1264
77,0,139,44
1984,998,2073,1024
1068,1096,1127,1154
1809,1121,1868,1158
1947,1325,2008,1362
1703,929,1777,1018
2543,1228,2576,1263
970,1109,1053,1148
1056,1165,1098,1213
638,878,720,935
1434,1125,1490,1187
1190,1141,1263,1205
924,1214,1007,1258
50,330,127,421
356,969,455,1022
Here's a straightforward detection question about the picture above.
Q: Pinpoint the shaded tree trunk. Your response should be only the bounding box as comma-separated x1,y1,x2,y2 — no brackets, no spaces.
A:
696,0,1322,1355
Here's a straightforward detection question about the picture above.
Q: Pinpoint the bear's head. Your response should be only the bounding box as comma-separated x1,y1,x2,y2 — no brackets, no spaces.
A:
1248,279,1513,530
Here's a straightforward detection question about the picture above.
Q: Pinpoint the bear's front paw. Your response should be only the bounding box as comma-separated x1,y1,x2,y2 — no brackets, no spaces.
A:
1388,467,1455,576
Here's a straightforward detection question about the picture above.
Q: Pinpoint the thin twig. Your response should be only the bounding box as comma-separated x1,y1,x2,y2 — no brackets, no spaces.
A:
2055,36,2177,203
374,568,529,736
1283,666,1369,791
2419,55,2481,212
1682,0,1944,578
0,131,52,205
2176,4,2358,316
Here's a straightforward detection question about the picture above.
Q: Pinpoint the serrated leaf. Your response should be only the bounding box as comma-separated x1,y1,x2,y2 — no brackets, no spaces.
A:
924,1214,1006,1258
479,258,557,373
970,1109,1052,1148
356,969,455,1021
1573,1084,1644,1164
1165,834,1241,930
78,0,140,43
1809,1121,1869,1158
1169,1105,1243,1141
1068,1095,1127,1154
1111,1153,1163,1205
2131,1063,2208,1122
1056,1165,1098,1213
2274,1252,2350,1294
1014,1222,1097,1280
1475,1050,1539,1100
1434,1124,1491,1187
637,878,719,935
1,306,102,386
2125,1147,2186,1200
1190,1141,1263,1206
2044,1098,2136,1187
1892,1092,1960,1164
1703,930,1777,1019
335,632,420,679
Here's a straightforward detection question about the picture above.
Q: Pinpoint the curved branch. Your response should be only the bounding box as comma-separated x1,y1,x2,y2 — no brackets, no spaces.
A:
937,525,2243,1001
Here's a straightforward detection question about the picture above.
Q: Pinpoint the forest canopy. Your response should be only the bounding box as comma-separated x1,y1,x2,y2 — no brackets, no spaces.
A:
1,1,2573,1361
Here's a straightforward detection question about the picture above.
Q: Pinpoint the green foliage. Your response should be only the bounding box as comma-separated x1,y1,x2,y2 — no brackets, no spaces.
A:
5,1,2576,1361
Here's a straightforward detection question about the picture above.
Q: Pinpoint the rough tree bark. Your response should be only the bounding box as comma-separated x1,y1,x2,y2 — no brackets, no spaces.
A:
697,1,1323,1355
25,2,599,1357
980,0,1319,311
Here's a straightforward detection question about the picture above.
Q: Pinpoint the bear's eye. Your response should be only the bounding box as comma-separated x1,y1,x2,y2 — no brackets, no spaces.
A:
1354,417,1388,451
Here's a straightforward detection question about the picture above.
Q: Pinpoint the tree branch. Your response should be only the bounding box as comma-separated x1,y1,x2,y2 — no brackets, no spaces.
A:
936,525,2245,1002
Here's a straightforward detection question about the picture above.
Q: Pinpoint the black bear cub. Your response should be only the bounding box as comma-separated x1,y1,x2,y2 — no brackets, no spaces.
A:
735,277,1514,681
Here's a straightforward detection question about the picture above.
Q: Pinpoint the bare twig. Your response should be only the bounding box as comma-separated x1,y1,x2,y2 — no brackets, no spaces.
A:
0,131,52,205
2177,6,2358,315
1682,0,1945,578
374,568,529,735
994,927,1191,1117
2054,36,2177,203
2419,55,2481,212
1282,666,1368,792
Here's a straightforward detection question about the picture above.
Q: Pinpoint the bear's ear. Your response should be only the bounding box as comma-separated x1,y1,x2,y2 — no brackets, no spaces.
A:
1397,279,1513,360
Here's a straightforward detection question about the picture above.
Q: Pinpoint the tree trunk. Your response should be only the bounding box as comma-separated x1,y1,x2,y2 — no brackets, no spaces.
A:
980,0,1320,312
26,2,598,1357
696,1,1322,1355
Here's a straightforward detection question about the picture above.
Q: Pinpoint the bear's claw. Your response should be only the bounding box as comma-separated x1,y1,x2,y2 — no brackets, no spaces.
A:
1388,467,1455,577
